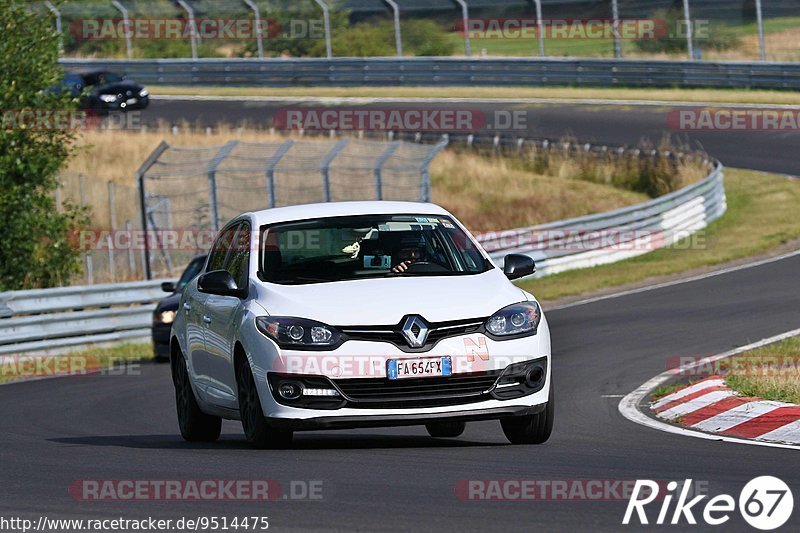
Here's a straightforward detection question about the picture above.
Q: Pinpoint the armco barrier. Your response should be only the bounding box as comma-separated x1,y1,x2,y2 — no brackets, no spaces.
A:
0,152,724,356
60,57,800,90
476,163,726,278
0,280,169,355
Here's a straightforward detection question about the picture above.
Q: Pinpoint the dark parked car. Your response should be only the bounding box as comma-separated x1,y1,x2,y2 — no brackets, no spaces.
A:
152,255,207,362
62,69,149,112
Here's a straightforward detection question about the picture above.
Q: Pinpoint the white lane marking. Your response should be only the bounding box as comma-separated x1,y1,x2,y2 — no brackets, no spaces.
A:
658,390,738,420
651,378,725,411
549,248,800,311
151,94,800,110
758,419,800,444
691,401,787,433
601,394,625,398
618,327,800,451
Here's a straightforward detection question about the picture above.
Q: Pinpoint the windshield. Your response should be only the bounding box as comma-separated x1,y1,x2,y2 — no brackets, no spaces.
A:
259,214,489,285
176,256,207,290
82,71,123,86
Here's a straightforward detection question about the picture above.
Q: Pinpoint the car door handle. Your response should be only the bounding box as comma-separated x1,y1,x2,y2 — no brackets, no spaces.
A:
202,315,212,324
183,303,191,311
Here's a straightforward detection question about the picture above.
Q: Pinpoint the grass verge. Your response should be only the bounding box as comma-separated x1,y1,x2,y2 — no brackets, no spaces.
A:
519,168,800,301
0,343,153,385
153,85,800,106
726,336,800,404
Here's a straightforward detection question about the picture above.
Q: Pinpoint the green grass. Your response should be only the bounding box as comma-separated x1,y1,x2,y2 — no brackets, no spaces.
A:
518,168,800,302
651,382,688,401
153,85,800,106
0,343,153,385
726,336,800,404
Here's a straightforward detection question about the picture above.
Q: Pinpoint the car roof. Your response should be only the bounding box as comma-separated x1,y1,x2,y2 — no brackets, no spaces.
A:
242,201,451,227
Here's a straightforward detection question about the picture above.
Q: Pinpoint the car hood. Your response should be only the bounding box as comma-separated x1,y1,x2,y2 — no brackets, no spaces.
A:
254,269,529,325
155,291,181,313
93,81,143,94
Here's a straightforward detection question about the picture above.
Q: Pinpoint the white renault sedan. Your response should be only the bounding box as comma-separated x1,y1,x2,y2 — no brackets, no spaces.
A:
170,201,552,448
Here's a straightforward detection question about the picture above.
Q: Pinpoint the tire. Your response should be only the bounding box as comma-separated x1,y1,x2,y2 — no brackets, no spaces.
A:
236,359,293,449
500,382,554,445
173,353,221,442
425,421,466,438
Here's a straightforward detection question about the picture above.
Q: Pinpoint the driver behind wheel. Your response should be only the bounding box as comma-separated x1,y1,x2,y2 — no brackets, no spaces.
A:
391,246,423,273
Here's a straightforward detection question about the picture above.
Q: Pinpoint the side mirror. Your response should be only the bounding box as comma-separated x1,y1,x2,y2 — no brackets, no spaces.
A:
503,254,536,281
161,281,176,293
198,270,246,298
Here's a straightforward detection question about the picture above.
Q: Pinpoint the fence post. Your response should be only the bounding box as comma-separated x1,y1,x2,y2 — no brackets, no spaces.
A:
418,138,449,202
242,0,264,58
265,140,295,208
384,0,403,57
125,220,137,279
532,0,545,57
320,139,350,202
314,0,333,58
207,141,239,232
107,181,117,282
135,141,170,280
373,142,400,200
111,0,133,58
44,1,62,54
611,0,621,58
177,0,199,59
453,0,471,57
79,175,93,284
682,0,694,60
755,0,766,61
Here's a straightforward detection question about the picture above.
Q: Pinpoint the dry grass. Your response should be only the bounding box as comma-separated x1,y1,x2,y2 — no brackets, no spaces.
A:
430,150,649,231
726,336,800,404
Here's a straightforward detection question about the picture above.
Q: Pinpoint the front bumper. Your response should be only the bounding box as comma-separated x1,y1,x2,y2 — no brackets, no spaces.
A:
270,404,546,431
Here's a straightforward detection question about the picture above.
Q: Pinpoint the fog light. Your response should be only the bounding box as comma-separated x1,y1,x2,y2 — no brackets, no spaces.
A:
278,382,301,400
525,366,545,388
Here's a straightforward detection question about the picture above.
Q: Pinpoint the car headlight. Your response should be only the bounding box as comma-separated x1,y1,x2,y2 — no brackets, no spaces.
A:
485,301,541,338
256,317,341,348
99,94,118,103
157,310,176,324
139,88,149,97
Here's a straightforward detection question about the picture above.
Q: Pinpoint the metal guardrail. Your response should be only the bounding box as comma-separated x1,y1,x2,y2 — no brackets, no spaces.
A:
0,141,724,356
0,280,170,355
61,57,800,90
476,163,726,278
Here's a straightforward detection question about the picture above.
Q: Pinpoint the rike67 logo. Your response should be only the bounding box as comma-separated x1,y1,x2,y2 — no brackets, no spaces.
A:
623,477,793,530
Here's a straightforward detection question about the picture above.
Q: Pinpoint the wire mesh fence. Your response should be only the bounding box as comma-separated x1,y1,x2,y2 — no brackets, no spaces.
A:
137,137,446,279
32,0,800,62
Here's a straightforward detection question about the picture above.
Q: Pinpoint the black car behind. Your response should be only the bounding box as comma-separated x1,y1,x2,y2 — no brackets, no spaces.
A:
152,255,207,361
63,69,149,112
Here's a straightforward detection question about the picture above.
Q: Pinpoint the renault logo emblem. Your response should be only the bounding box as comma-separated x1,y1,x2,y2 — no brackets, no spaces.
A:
401,316,429,348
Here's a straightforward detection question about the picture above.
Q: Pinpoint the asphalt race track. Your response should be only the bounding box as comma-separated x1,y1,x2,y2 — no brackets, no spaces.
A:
144,97,800,176
1,99,799,531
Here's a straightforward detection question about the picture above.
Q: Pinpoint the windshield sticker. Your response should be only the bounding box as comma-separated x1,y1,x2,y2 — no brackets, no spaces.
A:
364,255,391,269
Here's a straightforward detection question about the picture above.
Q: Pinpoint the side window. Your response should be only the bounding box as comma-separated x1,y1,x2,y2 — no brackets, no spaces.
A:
225,223,251,290
206,224,239,273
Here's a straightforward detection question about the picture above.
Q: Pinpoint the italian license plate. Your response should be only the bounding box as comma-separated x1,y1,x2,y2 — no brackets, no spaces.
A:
387,356,452,380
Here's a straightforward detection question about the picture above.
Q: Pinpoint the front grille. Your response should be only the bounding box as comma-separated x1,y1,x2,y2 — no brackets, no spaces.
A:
339,316,486,352
333,370,502,408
